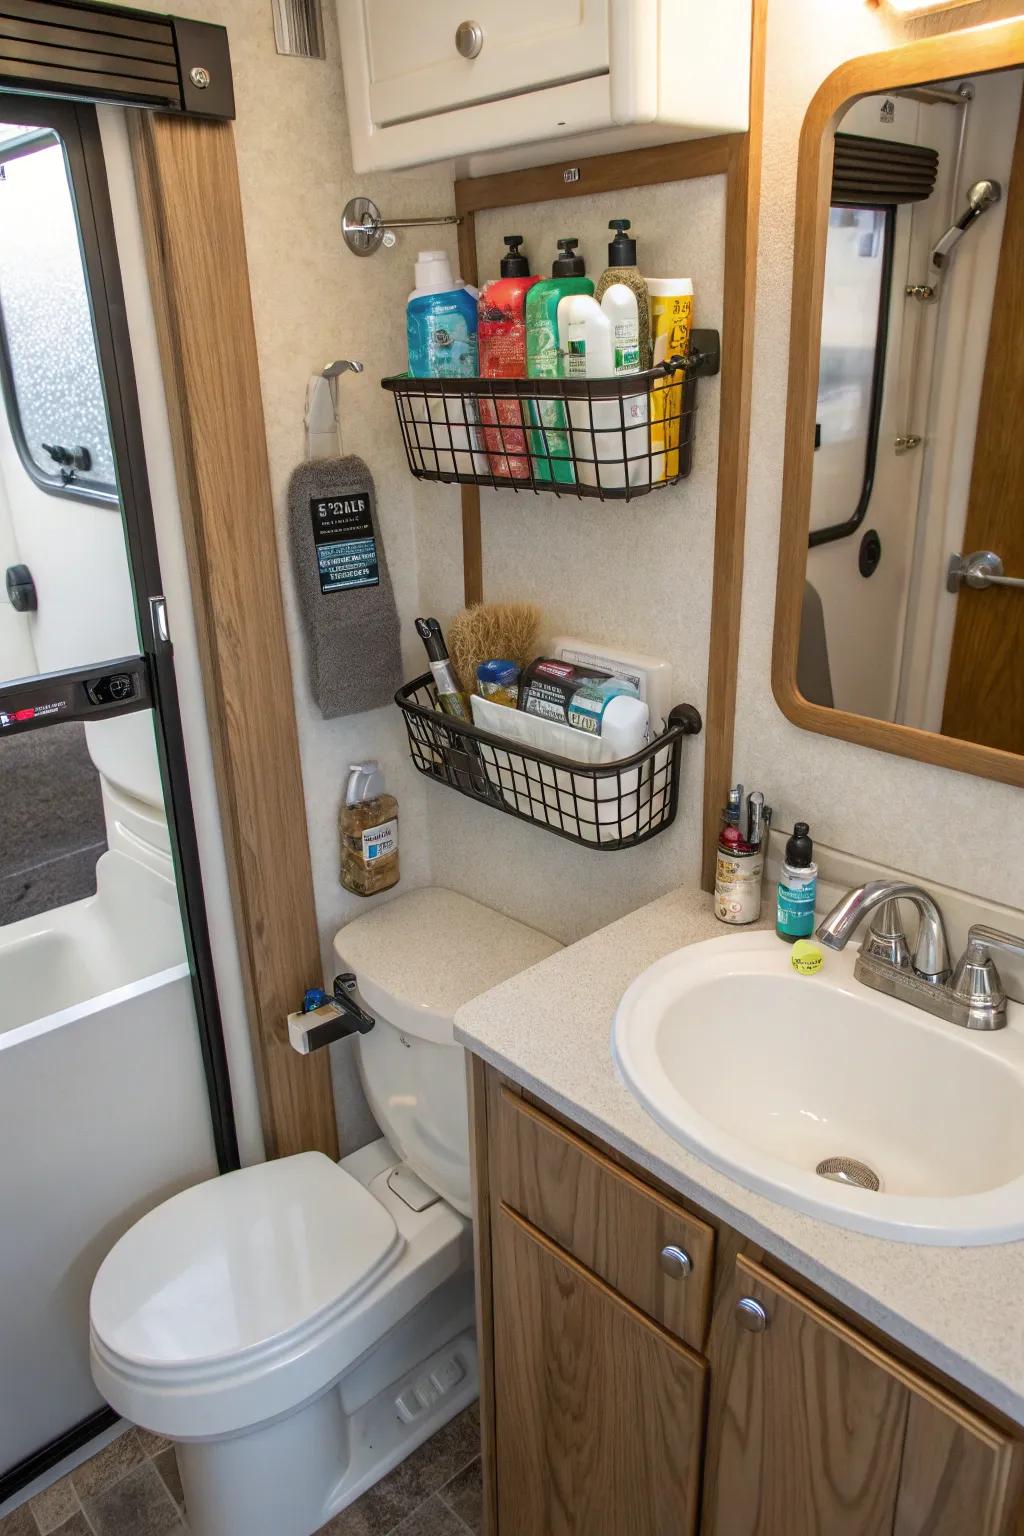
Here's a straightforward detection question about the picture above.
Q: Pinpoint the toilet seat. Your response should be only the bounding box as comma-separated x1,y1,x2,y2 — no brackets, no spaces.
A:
90,1153,415,1439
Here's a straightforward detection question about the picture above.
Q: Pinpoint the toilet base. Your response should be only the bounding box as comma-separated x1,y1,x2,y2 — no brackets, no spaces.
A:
177,1321,478,1536
166,1141,479,1536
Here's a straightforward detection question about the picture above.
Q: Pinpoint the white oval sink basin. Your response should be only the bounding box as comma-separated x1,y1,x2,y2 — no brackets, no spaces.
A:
612,929,1024,1245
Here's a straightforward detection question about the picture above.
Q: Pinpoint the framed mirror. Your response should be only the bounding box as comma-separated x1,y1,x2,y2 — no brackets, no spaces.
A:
773,19,1024,789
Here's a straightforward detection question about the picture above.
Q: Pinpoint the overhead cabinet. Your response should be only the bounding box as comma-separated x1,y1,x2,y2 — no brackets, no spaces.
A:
338,0,752,173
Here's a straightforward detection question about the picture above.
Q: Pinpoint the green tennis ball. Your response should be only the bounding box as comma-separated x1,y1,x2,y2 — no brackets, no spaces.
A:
791,940,823,975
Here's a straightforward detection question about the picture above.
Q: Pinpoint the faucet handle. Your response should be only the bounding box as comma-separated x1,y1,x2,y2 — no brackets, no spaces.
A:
950,925,1024,1028
863,898,912,971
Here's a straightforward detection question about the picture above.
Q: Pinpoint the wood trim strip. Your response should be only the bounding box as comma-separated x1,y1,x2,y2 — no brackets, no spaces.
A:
455,209,483,607
455,133,735,217
129,113,338,1160
700,0,766,888
772,17,1024,792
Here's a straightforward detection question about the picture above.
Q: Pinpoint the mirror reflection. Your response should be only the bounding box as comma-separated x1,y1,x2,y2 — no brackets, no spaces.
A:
800,69,1024,757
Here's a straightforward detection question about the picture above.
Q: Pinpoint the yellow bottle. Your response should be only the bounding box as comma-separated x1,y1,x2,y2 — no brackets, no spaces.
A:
647,277,694,481
339,761,399,898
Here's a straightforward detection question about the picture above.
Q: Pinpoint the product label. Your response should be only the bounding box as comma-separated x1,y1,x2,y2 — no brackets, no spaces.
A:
612,319,640,374
650,291,693,480
310,494,379,595
361,818,398,865
715,851,764,925
408,298,478,378
777,878,816,938
565,335,588,378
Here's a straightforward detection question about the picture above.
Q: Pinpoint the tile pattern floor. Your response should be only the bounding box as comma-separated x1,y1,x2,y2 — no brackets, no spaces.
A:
0,1405,482,1536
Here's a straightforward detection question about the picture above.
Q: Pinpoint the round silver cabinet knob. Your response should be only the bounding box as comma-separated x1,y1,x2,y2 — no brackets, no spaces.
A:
735,1297,769,1333
455,20,484,58
659,1244,692,1279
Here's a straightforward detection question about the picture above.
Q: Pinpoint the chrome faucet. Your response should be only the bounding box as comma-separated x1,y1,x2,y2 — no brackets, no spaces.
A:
816,880,1024,1032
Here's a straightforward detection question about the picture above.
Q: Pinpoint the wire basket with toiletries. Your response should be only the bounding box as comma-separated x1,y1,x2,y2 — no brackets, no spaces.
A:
395,674,702,851
381,330,720,503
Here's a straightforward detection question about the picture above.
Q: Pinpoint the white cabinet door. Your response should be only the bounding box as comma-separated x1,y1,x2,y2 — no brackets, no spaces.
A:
362,0,609,127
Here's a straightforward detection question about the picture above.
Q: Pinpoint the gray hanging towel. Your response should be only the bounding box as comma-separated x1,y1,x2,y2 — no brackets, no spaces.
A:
287,456,403,718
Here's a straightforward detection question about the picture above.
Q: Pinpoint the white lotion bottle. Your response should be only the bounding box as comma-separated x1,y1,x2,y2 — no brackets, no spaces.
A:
600,283,648,486
557,293,613,487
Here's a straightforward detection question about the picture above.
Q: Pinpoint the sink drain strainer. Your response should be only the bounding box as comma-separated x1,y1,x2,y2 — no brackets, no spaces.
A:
815,1156,880,1192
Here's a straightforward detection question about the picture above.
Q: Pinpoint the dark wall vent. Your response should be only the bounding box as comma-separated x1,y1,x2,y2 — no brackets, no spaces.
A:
833,132,939,206
0,0,234,118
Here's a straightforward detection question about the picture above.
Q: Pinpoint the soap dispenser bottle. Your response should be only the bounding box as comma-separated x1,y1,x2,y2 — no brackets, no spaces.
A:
594,219,652,368
526,237,594,484
478,235,540,479
776,822,817,942
340,760,399,898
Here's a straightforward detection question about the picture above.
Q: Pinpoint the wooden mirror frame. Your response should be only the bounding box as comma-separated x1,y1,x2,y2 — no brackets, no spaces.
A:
772,17,1024,791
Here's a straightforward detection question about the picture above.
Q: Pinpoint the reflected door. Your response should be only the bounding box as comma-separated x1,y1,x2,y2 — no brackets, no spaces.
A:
0,97,237,1500
942,103,1024,755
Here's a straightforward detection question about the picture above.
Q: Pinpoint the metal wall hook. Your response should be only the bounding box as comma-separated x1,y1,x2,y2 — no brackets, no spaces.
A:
342,196,461,257
306,361,363,459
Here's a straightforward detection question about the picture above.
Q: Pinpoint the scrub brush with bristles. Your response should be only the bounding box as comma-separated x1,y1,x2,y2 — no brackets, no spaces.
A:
448,602,542,695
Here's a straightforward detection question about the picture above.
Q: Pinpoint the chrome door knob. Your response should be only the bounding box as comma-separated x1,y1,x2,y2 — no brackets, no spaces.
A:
455,20,484,58
659,1244,692,1279
735,1297,769,1333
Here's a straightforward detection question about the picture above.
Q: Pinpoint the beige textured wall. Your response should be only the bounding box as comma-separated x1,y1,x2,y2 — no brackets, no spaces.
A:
422,182,727,944
733,0,1024,912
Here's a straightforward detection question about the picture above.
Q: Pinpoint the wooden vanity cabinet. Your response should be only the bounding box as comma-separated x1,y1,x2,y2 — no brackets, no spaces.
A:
472,1065,1024,1536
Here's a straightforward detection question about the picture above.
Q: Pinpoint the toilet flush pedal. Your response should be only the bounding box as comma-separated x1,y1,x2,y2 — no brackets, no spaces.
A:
386,1164,440,1212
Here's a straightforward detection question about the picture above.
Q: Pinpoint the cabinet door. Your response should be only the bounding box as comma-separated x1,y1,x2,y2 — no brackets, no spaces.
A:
493,1204,706,1536
703,1255,1024,1536
362,0,609,126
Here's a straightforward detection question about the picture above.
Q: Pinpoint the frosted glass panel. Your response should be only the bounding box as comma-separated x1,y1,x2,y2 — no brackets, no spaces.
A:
0,129,116,495
809,207,888,535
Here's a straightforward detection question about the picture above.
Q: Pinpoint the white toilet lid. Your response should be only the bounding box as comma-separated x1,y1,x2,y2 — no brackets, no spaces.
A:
91,1153,402,1372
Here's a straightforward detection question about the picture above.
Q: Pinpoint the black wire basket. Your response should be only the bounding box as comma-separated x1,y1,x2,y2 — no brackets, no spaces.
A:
396,675,703,851
381,330,720,503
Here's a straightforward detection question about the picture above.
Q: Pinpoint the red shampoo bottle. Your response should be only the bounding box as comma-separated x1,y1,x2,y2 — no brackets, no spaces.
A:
477,235,539,479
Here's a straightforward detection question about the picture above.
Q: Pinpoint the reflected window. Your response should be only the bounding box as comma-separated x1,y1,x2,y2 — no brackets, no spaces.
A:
811,205,894,540
0,124,117,502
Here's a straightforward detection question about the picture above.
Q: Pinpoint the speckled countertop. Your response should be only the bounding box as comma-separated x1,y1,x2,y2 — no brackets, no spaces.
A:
453,885,1024,1427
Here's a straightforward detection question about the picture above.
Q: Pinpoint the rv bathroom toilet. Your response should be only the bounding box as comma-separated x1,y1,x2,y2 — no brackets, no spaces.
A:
88,887,560,1536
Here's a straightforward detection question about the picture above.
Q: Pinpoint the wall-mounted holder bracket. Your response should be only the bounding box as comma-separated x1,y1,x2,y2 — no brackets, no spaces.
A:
305,358,363,459
342,196,461,257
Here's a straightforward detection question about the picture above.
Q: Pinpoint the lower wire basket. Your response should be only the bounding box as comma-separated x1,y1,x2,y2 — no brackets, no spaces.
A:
396,675,703,851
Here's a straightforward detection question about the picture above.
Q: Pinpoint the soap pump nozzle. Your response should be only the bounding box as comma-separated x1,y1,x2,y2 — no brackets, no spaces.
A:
500,234,530,277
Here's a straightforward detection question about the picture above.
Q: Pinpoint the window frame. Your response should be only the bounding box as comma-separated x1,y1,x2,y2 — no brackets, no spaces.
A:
809,201,897,550
0,126,120,508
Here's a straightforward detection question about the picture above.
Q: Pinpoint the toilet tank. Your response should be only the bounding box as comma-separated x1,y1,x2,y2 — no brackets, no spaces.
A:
333,888,561,1215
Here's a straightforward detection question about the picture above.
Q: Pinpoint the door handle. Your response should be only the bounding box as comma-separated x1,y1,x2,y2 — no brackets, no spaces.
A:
947,550,1024,592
